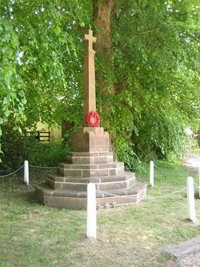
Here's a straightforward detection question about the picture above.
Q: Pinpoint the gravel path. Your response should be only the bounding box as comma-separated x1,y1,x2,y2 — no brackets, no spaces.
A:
178,253,200,267
183,153,200,175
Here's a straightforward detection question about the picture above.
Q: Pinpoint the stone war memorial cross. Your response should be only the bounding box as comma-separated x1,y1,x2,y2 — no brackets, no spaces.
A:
35,30,147,209
83,29,97,124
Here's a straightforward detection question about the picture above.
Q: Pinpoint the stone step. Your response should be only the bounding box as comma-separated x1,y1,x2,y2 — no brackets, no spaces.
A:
67,152,113,164
47,174,90,183
46,172,136,191
46,177,136,191
46,178,88,191
97,182,147,197
37,182,143,198
58,162,124,170
96,185,147,208
68,152,113,157
35,181,147,209
97,178,136,191
47,171,135,183
57,162,124,177
36,181,146,197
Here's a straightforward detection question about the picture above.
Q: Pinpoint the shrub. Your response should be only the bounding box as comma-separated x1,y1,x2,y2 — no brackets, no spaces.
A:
0,126,70,173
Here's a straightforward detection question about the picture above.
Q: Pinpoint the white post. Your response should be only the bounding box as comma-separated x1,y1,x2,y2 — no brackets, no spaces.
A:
24,160,29,185
87,183,96,239
150,160,154,187
187,176,196,223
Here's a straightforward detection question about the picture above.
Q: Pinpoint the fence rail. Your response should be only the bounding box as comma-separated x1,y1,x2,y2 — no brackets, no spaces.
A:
25,131,50,141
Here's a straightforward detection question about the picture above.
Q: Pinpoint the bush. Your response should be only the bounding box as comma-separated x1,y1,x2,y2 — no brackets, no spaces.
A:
28,142,70,167
0,126,70,173
114,135,144,172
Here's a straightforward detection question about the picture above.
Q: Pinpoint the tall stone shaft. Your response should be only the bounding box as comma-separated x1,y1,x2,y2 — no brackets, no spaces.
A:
83,30,97,125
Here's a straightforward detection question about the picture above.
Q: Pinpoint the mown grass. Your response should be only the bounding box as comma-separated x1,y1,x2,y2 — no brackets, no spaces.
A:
0,158,200,267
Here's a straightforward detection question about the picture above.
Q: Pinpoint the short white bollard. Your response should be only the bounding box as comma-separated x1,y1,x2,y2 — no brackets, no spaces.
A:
150,160,154,187
87,183,96,239
187,176,196,223
24,160,29,185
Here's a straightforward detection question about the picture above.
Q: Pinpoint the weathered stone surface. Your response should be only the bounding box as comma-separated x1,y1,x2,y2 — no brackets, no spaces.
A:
83,30,96,126
47,175,135,192
67,152,114,166
58,162,123,170
96,178,135,191
35,148,147,209
47,172,135,183
57,162,124,178
71,127,109,152
69,152,112,156
35,180,147,209
164,236,200,258
46,178,88,191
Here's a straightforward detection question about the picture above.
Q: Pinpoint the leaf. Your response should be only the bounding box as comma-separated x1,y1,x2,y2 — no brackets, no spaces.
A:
54,25,61,35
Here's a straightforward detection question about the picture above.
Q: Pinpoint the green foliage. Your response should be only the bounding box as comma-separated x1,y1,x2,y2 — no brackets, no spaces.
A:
0,14,26,160
0,126,69,172
96,0,200,163
0,0,93,161
1,0,200,165
1,126,35,172
0,0,93,133
28,142,70,167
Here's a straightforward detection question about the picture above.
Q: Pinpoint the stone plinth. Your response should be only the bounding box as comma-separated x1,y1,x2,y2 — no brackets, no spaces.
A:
71,127,109,152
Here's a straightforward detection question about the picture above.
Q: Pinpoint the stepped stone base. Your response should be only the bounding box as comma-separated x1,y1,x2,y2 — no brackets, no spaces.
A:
36,180,146,209
35,152,147,209
35,128,147,209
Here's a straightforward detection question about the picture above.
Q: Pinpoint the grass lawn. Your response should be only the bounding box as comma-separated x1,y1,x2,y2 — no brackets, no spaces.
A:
0,159,200,267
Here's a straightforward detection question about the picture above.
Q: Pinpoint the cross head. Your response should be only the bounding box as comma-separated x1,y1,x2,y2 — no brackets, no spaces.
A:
85,30,96,52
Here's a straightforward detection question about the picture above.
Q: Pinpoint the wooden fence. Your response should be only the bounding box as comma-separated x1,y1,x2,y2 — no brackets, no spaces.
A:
25,131,50,141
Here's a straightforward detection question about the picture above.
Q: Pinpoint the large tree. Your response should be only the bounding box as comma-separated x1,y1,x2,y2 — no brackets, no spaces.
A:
1,0,200,163
94,0,200,161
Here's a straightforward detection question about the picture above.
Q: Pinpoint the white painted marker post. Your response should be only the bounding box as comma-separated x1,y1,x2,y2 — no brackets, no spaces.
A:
150,160,154,187
87,183,96,239
24,160,29,185
187,176,196,223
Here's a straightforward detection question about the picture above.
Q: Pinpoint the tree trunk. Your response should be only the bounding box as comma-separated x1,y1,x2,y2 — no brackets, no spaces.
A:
93,0,116,150
93,0,116,95
93,0,116,59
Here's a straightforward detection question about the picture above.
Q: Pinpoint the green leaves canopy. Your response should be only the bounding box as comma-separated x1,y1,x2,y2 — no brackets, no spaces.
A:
105,0,200,159
1,0,200,161
0,0,92,131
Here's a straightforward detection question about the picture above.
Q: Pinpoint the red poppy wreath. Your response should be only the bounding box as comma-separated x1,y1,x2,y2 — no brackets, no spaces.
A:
86,111,100,127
